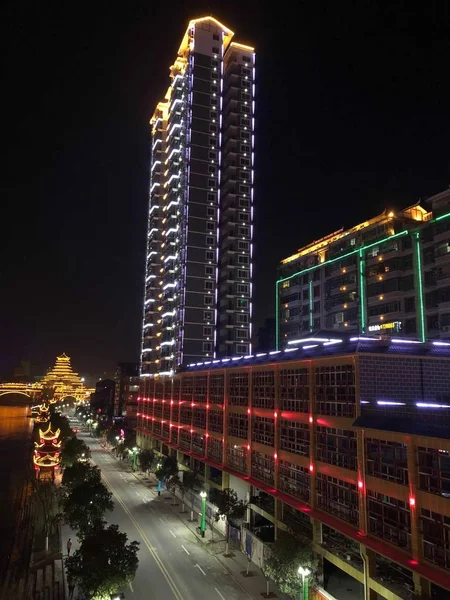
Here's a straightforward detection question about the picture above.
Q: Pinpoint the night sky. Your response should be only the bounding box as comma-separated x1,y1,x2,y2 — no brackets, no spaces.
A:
2,0,449,378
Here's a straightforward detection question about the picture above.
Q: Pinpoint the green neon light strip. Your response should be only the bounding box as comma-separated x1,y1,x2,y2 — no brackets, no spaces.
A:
275,230,408,345
414,232,426,342
434,211,450,222
358,249,366,334
309,280,313,332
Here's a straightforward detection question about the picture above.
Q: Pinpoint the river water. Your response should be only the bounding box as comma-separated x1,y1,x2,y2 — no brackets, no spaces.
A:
0,404,33,573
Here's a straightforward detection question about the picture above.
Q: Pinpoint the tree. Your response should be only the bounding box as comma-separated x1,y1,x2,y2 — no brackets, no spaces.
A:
32,480,61,552
262,530,319,598
49,411,74,442
213,488,247,556
177,470,200,513
62,478,113,536
62,462,101,491
61,436,91,467
66,521,139,600
138,448,155,474
155,455,178,482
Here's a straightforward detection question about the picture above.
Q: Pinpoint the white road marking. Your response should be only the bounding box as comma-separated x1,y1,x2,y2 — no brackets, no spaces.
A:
135,491,141,498
159,517,165,524
215,588,226,600
181,545,190,555
129,582,134,593
169,530,176,538
195,564,206,576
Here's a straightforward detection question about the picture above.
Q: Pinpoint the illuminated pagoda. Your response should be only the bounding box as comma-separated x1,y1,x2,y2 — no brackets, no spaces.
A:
41,353,92,403
33,424,61,479
35,403,50,423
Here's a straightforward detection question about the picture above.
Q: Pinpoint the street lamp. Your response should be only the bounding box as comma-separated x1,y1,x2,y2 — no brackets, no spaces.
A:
200,491,207,538
298,566,311,600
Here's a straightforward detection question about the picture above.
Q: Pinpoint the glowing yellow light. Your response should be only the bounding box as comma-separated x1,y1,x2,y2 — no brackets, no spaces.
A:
388,211,394,217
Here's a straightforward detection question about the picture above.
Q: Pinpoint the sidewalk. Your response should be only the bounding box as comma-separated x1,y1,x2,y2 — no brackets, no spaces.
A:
112,453,290,600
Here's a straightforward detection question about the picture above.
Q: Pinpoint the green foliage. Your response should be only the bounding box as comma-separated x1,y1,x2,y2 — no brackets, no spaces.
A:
62,462,101,491
138,449,155,472
62,478,113,536
155,455,178,481
213,488,246,522
61,436,91,467
49,411,74,442
262,531,319,598
66,522,139,600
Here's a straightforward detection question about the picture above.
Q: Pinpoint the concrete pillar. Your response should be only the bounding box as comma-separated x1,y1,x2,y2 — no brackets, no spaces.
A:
312,519,324,585
413,572,431,598
360,545,377,600
406,438,420,562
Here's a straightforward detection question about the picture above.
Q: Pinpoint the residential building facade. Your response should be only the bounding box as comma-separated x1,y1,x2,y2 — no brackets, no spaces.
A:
137,337,450,598
277,187,450,348
114,362,140,419
142,16,255,376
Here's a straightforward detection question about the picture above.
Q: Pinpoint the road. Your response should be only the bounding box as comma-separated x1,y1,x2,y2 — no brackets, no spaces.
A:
80,431,251,600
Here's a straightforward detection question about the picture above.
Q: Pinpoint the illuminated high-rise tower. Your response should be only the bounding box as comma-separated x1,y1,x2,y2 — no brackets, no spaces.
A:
141,17,255,375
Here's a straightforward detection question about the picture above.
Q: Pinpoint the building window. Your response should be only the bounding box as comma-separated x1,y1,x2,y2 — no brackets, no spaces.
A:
207,207,215,217
315,365,356,417
212,34,220,41
193,408,207,430
204,310,213,321
280,368,309,412
204,280,214,290
228,412,249,439
237,313,248,323
236,344,248,353
207,193,216,202
206,250,214,261
252,416,275,446
239,197,250,208
237,283,249,294
227,443,247,474
238,241,249,251
421,509,450,569
208,165,216,175
203,326,212,336
229,373,249,406
194,375,207,403
209,152,217,161
239,212,249,222
251,451,274,485
236,328,248,339
368,491,411,549
279,460,310,502
207,436,223,462
418,447,450,496
317,474,359,526
316,427,357,470
210,373,224,405
280,421,310,456
238,255,249,265
208,410,223,433
252,371,275,409
208,179,216,188
238,227,249,236
366,438,408,485
202,342,213,352
204,296,213,305
205,266,214,276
